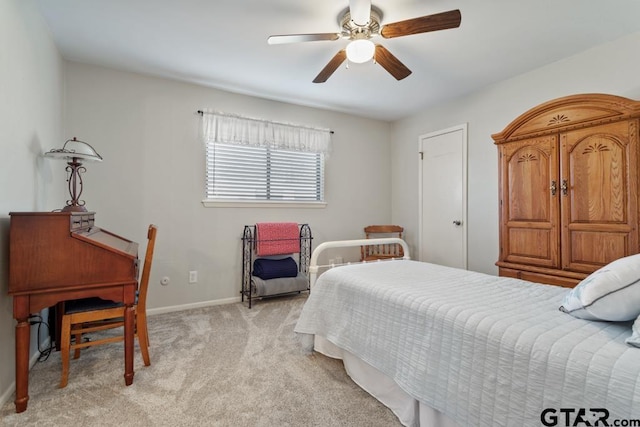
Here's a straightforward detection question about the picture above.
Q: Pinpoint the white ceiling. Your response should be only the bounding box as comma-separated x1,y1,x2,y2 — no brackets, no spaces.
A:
33,0,640,121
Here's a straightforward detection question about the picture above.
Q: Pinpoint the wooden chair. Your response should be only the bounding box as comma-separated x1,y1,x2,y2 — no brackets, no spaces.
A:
361,225,404,261
59,224,158,388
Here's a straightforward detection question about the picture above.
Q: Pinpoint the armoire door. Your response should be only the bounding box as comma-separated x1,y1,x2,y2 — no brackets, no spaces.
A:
560,120,639,273
499,135,560,268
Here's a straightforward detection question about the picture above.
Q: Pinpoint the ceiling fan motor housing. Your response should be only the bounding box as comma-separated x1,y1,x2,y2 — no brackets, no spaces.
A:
339,6,382,40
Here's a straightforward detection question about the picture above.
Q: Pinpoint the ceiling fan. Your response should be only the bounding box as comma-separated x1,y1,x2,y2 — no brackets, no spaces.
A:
267,0,461,83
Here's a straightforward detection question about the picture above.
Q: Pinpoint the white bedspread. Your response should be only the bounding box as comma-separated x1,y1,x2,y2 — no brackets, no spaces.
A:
294,260,640,426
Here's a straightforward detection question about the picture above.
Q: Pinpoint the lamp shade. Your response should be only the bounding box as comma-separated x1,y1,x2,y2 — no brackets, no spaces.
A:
44,137,103,162
346,39,375,64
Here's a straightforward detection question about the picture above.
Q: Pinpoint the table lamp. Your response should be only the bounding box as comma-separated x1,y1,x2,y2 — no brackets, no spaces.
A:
44,137,103,212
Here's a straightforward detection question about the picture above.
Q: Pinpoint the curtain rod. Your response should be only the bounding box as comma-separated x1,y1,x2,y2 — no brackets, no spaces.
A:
197,110,334,134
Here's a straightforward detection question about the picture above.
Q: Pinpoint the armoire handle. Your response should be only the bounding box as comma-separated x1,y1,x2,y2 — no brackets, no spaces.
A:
561,179,568,196
550,180,557,196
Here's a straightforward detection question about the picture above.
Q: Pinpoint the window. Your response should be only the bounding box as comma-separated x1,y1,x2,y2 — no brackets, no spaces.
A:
206,142,324,202
199,110,331,207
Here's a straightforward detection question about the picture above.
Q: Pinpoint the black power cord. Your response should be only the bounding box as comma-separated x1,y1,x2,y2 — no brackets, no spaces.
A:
28,314,54,362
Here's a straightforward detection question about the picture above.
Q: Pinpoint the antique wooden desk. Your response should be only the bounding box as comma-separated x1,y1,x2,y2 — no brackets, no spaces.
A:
8,212,139,413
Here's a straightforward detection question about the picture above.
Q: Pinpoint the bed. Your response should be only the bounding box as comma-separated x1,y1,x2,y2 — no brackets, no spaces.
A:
294,239,640,427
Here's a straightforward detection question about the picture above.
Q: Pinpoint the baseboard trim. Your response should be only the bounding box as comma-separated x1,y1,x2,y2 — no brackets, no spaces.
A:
147,296,241,316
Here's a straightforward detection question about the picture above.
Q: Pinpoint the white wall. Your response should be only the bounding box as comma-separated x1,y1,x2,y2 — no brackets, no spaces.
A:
391,31,640,275
63,63,392,311
0,0,65,408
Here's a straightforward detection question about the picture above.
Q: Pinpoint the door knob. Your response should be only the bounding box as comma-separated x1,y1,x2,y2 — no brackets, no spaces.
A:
452,220,462,226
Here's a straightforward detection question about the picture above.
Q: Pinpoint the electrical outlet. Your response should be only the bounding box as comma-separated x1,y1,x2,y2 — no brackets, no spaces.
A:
189,270,198,284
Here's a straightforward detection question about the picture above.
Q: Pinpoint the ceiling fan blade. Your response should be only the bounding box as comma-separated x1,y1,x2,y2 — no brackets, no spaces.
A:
380,9,461,39
267,33,341,45
349,0,372,26
313,49,347,83
375,45,412,80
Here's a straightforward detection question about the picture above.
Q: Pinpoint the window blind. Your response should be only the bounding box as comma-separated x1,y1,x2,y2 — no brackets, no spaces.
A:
206,142,324,201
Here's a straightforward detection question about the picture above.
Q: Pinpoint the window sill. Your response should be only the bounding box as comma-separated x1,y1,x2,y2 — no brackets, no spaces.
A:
201,200,327,209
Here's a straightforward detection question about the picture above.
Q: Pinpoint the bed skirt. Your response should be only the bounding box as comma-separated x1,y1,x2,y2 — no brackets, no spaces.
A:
314,335,459,427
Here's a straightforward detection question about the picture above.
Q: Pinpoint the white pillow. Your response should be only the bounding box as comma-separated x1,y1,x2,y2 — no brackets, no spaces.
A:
559,253,640,321
626,315,640,347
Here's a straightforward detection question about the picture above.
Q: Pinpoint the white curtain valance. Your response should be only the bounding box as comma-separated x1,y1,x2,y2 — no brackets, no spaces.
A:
200,109,332,155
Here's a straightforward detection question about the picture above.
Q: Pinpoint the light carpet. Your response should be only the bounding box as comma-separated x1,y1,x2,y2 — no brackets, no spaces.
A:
0,294,401,426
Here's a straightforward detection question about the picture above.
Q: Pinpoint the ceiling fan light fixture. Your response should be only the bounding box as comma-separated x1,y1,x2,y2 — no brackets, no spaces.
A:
346,39,375,63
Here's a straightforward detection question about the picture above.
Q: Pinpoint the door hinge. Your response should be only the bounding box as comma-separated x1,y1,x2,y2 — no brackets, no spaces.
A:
419,151,424,160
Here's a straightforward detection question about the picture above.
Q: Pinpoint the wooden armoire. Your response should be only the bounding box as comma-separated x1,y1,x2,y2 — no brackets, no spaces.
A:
492,94,640,287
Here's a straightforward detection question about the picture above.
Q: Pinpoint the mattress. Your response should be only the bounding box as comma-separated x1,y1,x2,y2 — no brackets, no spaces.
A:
294,260,640,426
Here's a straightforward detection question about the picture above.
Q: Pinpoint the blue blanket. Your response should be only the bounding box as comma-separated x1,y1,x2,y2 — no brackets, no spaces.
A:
253,257,298,280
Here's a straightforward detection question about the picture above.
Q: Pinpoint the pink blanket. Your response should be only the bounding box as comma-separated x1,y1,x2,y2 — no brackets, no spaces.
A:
255,222,300,256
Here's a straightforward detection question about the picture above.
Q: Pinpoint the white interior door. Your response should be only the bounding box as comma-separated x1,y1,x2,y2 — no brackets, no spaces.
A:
419,124,467,268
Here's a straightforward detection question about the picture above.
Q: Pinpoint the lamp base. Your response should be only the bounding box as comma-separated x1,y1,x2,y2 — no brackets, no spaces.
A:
61,205,88,213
